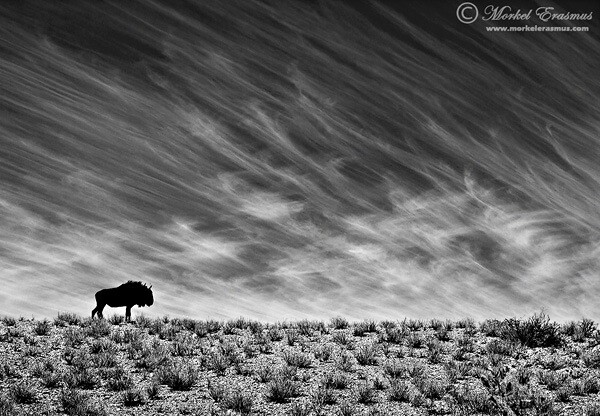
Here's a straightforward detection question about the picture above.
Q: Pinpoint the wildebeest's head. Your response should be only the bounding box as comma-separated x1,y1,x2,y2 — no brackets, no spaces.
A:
138,283,154,307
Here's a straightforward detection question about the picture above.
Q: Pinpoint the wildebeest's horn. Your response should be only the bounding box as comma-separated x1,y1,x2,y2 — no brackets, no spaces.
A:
149,285,152,289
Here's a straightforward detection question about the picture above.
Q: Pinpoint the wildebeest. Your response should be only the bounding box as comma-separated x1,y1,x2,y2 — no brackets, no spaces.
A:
91,281,154,321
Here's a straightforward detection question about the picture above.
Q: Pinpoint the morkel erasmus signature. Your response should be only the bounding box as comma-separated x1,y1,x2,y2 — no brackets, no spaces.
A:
482,5,593,22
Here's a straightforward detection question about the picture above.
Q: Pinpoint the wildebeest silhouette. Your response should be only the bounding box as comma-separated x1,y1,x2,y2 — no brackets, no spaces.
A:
91,281,154,321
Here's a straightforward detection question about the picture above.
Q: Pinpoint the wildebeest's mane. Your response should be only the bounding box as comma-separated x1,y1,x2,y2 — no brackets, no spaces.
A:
120,280,149,290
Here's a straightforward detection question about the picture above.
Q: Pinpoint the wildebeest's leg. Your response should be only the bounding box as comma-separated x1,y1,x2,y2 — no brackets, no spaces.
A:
96,304,105,319
125,306,132,322
92,303,105,319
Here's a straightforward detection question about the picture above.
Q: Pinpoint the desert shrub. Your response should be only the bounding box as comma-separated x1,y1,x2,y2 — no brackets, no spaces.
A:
254,361,275,383
556,385,572,402
452,347,469,363
132,340,170,370
253,333,273,354
582,348,600,369
64,328,86,347
282,349,313,368
147,319,164,336
156,361,198,390
573,375,600,395
500,312,563,348
312,384,337,406
338,400,355,416
487,339,518,357
538,370,566,391
356,381,376,404
514,366,533,385
55,313,82,327
353,321,377,337
221,388,254,415
409,390,426,407
190,321,208,338
586,404,600,416
331,317,349,330
110,327,143,344
204,319,222,334
10,381,37,404
34,319,52,335
6,327,23,338
406,360,425,379
233,362,252,376
240,339,259,358
64,367,99,389
171,333,196,356
176,318,196,331
296,320,316,337
208,380,227,403
86,319,111,338
265,377,300,403
385,327,407,344
103,366,134,391
380,320,397,330
247,320,264,335
122,388,146,407
23,345,41,357
571,319,595,342
444,361,471,383
289,401,311,416
222,317,249,335
126,338,145,359
219,341,243,364
61,388,108,416
0,394,15,416
530,392,559,415
428,319,443,330
415,377,448,400
388,379,412,402
314,343,334,362
158,323,182,341
145,379,161,400
354,342,378,365
405,319,424,332
373,375,387,390
134,314,151,329
332,331,351,346
453,385,493,413
64,347,93,368
32,360,62,388
427,339,443,363
285,329,300,346
480,319,503,337
435,327,451,342
267,327,284,342
90,339,117,355
456,332,475,351
443,320,454,331
383,358,405,379
206,351,230,376
1,317,16,326
539,353,569,371
334,351,355,372
108,314,125,325
455,317,475,329
322,371,350,390
0,360,19,380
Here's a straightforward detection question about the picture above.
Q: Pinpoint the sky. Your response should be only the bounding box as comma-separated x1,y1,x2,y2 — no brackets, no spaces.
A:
1,0,599,321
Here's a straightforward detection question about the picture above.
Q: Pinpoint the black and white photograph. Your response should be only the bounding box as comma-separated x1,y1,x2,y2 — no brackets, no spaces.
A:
0,0,599,414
